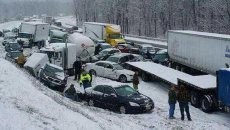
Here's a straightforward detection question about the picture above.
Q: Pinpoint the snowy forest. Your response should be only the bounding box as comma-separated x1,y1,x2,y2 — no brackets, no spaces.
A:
73,0,230,38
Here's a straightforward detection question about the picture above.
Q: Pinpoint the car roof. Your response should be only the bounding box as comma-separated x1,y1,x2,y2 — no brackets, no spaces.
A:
109,53,131,58
101,48,119,52
96,60,118,65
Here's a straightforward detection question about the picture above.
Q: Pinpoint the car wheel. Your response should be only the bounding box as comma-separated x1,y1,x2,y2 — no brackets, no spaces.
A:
88,99,94,106
89,70,97,76
119,75,127,83
119,105,127,114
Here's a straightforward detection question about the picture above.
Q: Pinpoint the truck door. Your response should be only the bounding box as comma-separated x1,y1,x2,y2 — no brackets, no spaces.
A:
52,52,63,67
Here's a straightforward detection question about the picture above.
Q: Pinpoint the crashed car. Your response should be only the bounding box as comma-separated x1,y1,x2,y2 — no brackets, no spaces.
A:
38,63,67,92
85,84,154,114
5,42,23,52
5,51,23,63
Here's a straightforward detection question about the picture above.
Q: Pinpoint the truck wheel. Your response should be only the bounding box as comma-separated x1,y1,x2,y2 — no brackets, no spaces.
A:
141,72,149,82
201,95,213,113
190,91,200,108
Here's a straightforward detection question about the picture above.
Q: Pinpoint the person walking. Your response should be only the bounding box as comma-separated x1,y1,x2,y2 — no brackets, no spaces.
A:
133,71,139,91
177,85,192,121
168,85,177,119
79,71,92,90
73,57,82,81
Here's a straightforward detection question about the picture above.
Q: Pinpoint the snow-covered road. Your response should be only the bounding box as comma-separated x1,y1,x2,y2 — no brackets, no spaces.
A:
0,20,229,130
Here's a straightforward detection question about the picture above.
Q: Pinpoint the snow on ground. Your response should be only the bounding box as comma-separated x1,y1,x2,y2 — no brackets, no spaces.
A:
0,21,21,31
0,20,230,130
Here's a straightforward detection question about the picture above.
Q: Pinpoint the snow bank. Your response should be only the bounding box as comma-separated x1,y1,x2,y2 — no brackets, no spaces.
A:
0,58,102,130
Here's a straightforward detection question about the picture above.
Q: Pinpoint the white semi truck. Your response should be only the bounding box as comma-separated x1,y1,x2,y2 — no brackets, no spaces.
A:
40,33,95,75
17,22,50,47
167,30,230,75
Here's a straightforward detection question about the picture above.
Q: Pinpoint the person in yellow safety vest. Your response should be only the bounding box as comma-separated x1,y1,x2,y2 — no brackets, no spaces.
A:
79,71,92,90
17,52,26,68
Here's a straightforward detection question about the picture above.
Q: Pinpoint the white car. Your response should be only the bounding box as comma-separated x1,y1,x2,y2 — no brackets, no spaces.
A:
85,61,134,83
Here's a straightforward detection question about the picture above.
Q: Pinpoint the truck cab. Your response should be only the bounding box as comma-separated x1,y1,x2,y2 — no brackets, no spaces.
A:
105,25,126,46
17,32,33,47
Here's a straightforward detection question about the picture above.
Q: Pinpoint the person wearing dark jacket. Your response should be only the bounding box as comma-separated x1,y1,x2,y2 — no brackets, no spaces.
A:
133,71,139,91
63,84,79,101
73,57,82,81
168,85,177,119
95,44,101,55
177,85,192,121
146,50,151,59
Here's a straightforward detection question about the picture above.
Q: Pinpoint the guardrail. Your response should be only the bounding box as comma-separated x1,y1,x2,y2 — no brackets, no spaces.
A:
124,34,167,49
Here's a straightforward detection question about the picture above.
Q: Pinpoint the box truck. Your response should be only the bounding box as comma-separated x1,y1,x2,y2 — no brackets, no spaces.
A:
167,30,230,75
24,53,49,77
83,22,126,46
17,22,50,47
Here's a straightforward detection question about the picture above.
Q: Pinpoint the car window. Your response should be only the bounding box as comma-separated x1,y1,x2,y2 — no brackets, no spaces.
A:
120,56,129,63
118,45,124,49
105,64,113,69
128,55,135,60
94,85,104,93
104,86,115,94
96,62,105,67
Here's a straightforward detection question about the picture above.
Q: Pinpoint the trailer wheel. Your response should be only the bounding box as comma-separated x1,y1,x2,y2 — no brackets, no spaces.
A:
141,72,149,82
201,95,213,113
190,91,200,108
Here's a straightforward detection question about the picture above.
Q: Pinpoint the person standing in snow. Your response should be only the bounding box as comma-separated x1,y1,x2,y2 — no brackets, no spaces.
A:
17,50,26,68
73,57,82,81
95,44,102,55
177,85,192,121
168,85,177,119
79,71,92,90
132,71,139,91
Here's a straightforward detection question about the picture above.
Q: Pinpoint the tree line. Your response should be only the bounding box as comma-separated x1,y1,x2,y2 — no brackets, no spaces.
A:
73,0,230,38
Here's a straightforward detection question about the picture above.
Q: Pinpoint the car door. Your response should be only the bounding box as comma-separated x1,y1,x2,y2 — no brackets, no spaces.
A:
103,63,115,79
102,86,118,110
94,62,105,77
92,85,105,107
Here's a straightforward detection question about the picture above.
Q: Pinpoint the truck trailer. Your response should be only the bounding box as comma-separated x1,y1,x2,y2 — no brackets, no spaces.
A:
17,22,50,47
167,30,230,75
83,22,126,46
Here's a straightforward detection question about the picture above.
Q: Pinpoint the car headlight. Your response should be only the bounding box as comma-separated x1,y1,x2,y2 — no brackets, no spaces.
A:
129,102,140,107
43,73,49,79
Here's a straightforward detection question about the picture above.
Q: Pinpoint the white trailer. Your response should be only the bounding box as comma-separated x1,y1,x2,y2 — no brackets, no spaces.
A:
83,22,106,40
24,53,49,77
168,30,230,75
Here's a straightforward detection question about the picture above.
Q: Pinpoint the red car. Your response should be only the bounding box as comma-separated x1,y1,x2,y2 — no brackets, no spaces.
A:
115,44,139,54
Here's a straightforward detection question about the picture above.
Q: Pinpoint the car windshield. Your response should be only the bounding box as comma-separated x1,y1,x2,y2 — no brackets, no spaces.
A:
152,54,167,61
11,52,22,58
101,45,111,50
45,64,63,73
100,50,109,55
113,64,123,70
106,57,119,63
109,34,122,39
18,33,32,39
115,85,137,96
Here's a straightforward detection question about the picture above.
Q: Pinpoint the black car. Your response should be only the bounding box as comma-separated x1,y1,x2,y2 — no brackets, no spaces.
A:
38,63,67,92
5,51,23,63
85,84,154,114
5,42,23,52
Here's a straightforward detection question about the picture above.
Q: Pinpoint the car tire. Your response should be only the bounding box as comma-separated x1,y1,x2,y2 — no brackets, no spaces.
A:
119,75,127,83
89,70,97,76
119,105,127,114
88,99,94,106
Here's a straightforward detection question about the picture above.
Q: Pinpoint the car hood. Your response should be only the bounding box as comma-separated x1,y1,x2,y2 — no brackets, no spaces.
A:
122,93,152,104
116,69,134,75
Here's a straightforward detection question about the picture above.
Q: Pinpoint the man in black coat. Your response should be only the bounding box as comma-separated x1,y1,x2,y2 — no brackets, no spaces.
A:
73,57,82,81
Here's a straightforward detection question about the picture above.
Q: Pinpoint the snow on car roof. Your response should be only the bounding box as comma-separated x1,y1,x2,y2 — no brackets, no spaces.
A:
46,63,64,70
156,49,167,54
99,43,111,46
22,22,49,25
141,44,153,47
40,43,74,51
101,48,119,52
24,53,48,68
95,60,118,65
109,53,130,58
